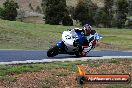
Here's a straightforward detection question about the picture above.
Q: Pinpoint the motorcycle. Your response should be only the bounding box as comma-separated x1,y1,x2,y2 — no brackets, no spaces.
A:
47,29,102,57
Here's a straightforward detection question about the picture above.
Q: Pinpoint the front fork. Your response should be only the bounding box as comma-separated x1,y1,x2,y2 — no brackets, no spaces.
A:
56,41,68,54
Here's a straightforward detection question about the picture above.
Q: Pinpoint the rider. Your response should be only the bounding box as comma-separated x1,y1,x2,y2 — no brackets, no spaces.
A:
73,24,96,56
81,24,97,56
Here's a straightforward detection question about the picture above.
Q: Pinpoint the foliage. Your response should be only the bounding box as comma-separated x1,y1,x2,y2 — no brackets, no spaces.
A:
103,0,114,27
35,6,42,13
0,0,19,21
67,6,75,17
94,7,106,27
126,16,132,29
73,0,98,26
116,0,128,28
0,19,132,50
17,9,25,22
42,0,67,25
128,0,132,16
29,3,34,11
41,0,46,14
62,14,73,26
94,0,114,28
0,7,5,19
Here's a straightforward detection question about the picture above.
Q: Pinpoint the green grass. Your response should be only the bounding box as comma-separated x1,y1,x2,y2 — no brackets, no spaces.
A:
0,76,17,82
96,28,132,50
0,58,131,77
56,72,68,76
0,59,131,87
0,19,71,50
0,59,105,77
108,59,120,64
0,61,88,76
0,19,132,50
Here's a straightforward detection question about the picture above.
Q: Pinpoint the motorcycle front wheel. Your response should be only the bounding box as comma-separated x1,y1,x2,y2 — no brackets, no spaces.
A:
47,46,59,57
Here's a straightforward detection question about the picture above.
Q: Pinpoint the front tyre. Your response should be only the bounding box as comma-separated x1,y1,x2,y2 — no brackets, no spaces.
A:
47,46,59,57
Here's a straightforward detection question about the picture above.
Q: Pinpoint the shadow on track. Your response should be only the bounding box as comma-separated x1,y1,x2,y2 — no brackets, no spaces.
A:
47,55,102,59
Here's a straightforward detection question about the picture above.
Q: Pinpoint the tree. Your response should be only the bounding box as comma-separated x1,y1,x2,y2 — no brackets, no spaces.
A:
0,0,19,21
41,0,46,14
73,0,98,26
128,0,132,16
0,7,5,19
103,0,114,27
42,0,67,25
62,14,73,26
126,17,132,29
116,0,128,28
17,9,25,22
35,6,42,13
94,7,106,27
67,6,75,18
29,3,34,11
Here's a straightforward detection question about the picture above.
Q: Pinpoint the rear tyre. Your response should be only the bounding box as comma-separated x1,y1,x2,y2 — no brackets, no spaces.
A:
75,45,83,57
75,52,80,57
47,46,59,57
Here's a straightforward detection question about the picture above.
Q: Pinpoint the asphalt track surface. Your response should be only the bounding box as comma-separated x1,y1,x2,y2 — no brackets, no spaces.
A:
0,50,132,63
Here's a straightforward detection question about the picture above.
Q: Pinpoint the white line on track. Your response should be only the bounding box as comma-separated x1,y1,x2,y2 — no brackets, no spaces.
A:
0,56,132,65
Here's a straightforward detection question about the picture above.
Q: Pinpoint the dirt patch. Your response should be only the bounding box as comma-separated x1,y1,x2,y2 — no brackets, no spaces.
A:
0,60,132,88
96,42,120,50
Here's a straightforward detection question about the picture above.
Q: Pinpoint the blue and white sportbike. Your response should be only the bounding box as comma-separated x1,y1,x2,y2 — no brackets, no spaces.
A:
47,29,102,57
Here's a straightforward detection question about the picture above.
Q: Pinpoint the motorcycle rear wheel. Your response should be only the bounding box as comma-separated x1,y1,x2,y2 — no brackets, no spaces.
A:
75,52,80,57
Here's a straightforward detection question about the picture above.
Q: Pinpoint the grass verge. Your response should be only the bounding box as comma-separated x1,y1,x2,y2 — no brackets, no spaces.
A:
0,19,132,50
0,58,132,76
0,58,132,88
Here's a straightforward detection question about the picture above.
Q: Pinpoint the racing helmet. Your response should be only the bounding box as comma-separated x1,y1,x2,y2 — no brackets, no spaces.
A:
82,24,92,36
